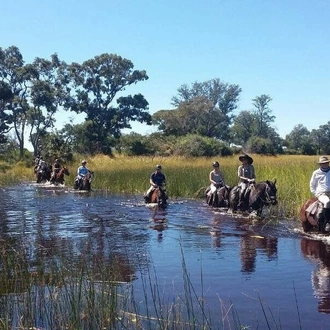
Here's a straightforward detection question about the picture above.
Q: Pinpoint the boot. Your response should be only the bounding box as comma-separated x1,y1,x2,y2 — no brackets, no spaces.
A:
323,208,330,232
318,210,326,233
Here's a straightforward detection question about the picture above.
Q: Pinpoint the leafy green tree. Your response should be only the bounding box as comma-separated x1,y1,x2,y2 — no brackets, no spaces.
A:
310,122,330,155
284,124,315,154
0,81,13,143
0,46,67,157
252,94,275,138
27,55,69,155
66,54,151,153
153,79,241,141
230,110,258,146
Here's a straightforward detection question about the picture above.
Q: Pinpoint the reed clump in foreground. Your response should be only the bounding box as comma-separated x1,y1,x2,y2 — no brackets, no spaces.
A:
0,240,300,330
5,154,319,219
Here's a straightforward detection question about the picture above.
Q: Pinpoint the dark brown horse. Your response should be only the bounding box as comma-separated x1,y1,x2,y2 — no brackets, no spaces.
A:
74,171,94,191
51,167,70,185
150,187,167,208
299,197,322,232
229,180,277,216
206,185,231,208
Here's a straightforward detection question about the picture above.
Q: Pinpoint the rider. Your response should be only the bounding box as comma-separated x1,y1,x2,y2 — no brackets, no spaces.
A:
37,156,47,172
50,158,61,183
75,160,90,188
206,161,225,197
144,164,166,203
310,156,330,233
237,154,256,209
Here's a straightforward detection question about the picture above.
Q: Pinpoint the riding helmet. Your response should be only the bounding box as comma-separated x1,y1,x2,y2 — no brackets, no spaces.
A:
82,160,87,164
155,164,162,170
212,161,219,167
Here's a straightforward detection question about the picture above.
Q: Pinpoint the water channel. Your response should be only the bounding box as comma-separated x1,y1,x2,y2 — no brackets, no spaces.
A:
0,183,329,329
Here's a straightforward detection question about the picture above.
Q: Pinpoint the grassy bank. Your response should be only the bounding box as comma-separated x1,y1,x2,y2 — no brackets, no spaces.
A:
2,154,320,219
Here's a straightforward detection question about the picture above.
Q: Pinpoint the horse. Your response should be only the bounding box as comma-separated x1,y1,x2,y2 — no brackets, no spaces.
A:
51,167,70,185
229,180,277,217
36,164,52,183
74,171,94,191
206,185,231,208
149,186,167,208
299,197,324,233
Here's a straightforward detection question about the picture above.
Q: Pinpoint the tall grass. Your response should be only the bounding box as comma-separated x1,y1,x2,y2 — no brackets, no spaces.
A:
0,239,295,330
2,154,320,219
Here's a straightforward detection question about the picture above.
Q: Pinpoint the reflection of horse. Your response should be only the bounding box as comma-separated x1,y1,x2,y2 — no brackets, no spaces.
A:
229,180,277,216
301,238,330,314
51,167,70,185
150,187,167,208
74,171,94,191
299,197,324,233
36,164,52,183
206,185,231,208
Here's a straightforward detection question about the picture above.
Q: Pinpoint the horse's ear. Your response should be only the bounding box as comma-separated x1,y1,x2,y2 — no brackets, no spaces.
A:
274,179,277,185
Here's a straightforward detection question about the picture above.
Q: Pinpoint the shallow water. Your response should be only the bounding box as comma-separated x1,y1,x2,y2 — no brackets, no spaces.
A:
1,183,330,328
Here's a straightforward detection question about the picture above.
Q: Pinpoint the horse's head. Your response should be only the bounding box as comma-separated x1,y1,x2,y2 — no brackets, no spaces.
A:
62,167,70,176
264,180,277,205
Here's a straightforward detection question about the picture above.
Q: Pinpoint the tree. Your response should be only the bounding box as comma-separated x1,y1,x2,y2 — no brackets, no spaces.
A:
252,94,275,138
284,124,315,154
230,110,258,146
0,81,13,143
153,79,242,141
310,122,330,155
0,46,67,157
66,53,151,153
27,55,69,155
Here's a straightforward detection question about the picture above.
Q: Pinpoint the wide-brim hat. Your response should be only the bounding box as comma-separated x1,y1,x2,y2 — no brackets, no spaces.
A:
317,156,330,164
239,154,253,164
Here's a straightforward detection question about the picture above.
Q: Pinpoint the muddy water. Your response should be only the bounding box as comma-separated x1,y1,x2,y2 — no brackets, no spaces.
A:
0,183,330,328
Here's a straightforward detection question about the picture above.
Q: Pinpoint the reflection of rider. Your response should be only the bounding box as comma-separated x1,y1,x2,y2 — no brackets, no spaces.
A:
310,156,330,233
206,161,225,197
301,238,330,314
144,165,166,203
50,159,61,183
238,154,256,209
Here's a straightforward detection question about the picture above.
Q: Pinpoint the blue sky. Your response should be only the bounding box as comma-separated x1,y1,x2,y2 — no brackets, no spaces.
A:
2,0,330,139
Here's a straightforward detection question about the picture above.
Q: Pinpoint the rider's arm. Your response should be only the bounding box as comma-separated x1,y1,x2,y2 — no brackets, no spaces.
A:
310,171,317,196
209,171,216,185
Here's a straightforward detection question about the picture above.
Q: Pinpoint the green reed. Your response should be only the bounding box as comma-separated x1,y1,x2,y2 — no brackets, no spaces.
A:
2,154,321,219
0,238,294,329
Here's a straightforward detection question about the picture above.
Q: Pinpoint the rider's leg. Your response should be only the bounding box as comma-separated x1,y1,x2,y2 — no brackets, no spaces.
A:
317,194,330,232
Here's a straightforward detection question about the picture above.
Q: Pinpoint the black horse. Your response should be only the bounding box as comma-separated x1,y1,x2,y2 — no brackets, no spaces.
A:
229,180,277,216
206,185,231,208
74,171,94,191
36,164,52,183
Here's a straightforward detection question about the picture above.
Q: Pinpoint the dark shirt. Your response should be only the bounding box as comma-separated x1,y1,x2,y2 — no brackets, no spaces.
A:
151,171,166,186
54,162,61,170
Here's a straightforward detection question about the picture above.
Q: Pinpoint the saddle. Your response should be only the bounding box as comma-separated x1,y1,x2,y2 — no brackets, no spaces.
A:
305,200,323,226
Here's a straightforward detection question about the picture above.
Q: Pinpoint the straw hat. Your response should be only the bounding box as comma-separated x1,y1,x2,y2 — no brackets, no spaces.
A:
239,154,253,164
317,156,330,164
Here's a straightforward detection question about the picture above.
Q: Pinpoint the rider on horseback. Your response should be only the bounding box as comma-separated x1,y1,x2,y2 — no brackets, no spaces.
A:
206,161,225,197
237,154,256,210
74,160,90,188
50,159,61,183
310,156,330,233
144,164,166,203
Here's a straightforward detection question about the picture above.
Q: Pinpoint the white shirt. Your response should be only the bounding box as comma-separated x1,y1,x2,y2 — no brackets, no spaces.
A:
310,168,330,196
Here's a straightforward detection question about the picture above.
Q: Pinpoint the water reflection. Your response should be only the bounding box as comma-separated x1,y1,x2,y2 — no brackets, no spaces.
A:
240,234,278,274
301,238,330,313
